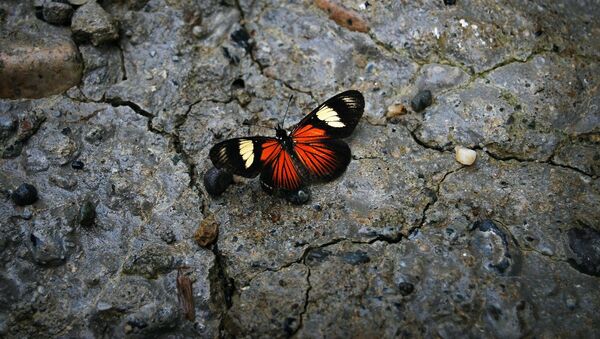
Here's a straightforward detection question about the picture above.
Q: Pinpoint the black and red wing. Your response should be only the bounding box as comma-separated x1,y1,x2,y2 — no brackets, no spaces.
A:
293,139,351,182
209,137,273,178
259,139,303,193
209,137,304,192
291,90,364,140
289,90,363,182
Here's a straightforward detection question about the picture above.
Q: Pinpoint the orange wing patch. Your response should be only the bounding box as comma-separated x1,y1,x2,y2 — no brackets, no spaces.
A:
261,140,281,162
261,140,302,191
291,124,327,142
294,143,337,177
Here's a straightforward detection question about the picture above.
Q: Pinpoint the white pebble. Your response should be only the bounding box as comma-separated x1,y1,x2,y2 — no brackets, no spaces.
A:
455,146,477,165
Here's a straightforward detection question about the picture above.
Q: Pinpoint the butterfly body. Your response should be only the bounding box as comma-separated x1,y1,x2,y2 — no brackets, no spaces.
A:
209,90,364,195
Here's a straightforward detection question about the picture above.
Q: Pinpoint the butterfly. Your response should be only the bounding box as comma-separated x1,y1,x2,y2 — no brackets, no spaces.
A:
209,90,364,195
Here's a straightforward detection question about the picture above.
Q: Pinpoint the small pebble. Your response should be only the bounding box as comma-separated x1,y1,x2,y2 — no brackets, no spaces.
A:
192,25,204,38
286,189,311,205
385,103,407,121
11,183,39,206
68,0,89,5
71,160,84,170
455,146,477,165
195,216,219,247
79,200,96,227
203,167,233,196
96,301,112,311
410,90,433,112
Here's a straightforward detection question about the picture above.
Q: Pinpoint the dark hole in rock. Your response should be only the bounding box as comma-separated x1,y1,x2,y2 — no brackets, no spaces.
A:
231,78,245,89
30,233,38,247
398,282,414,296
230,28,252,52
71,160,85,170
283,317,297,336
487,304,502,321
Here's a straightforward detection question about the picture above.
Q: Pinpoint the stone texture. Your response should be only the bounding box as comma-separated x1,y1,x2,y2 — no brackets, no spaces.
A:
41,1,73,26
77,45,124,101
0,32,83,99
1,0,599,337
71,1,119,45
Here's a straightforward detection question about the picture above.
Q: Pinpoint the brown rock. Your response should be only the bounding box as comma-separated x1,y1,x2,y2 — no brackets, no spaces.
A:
194,216,219,247
314,0,369,33
0,34,82,99
385,103,407,120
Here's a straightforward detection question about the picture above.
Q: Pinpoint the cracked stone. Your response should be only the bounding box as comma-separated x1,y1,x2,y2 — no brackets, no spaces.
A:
78,45,124,101
0,95,216,337
2,0,600,337
224,264,309,337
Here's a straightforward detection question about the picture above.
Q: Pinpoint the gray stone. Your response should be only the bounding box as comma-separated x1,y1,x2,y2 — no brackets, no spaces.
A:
42,1,73,25
78,45,124,101
415,63,470,92
71,1,119,45
0,114,17,141
553,135,600,177
122,243,175,279
411,90,433,112
24,148,49,173
224,264,308,337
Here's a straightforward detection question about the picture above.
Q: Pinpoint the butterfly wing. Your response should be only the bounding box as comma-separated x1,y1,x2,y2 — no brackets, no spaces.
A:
209,90,364,193
259,139,303,193
289,90,363,182
293,138,351,182
291,90,364,140
210,137,304,192
209,137,273,178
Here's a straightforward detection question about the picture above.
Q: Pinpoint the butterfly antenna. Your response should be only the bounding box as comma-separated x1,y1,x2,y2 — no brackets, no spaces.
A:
281,94,294,129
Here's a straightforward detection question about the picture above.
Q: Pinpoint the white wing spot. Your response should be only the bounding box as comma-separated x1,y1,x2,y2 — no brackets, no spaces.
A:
239,139,254,168
219,148,227,160
316,106,346,128
341,96,357,108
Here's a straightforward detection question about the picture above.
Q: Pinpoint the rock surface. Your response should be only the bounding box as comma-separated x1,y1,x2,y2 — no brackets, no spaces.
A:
0,0,599,337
